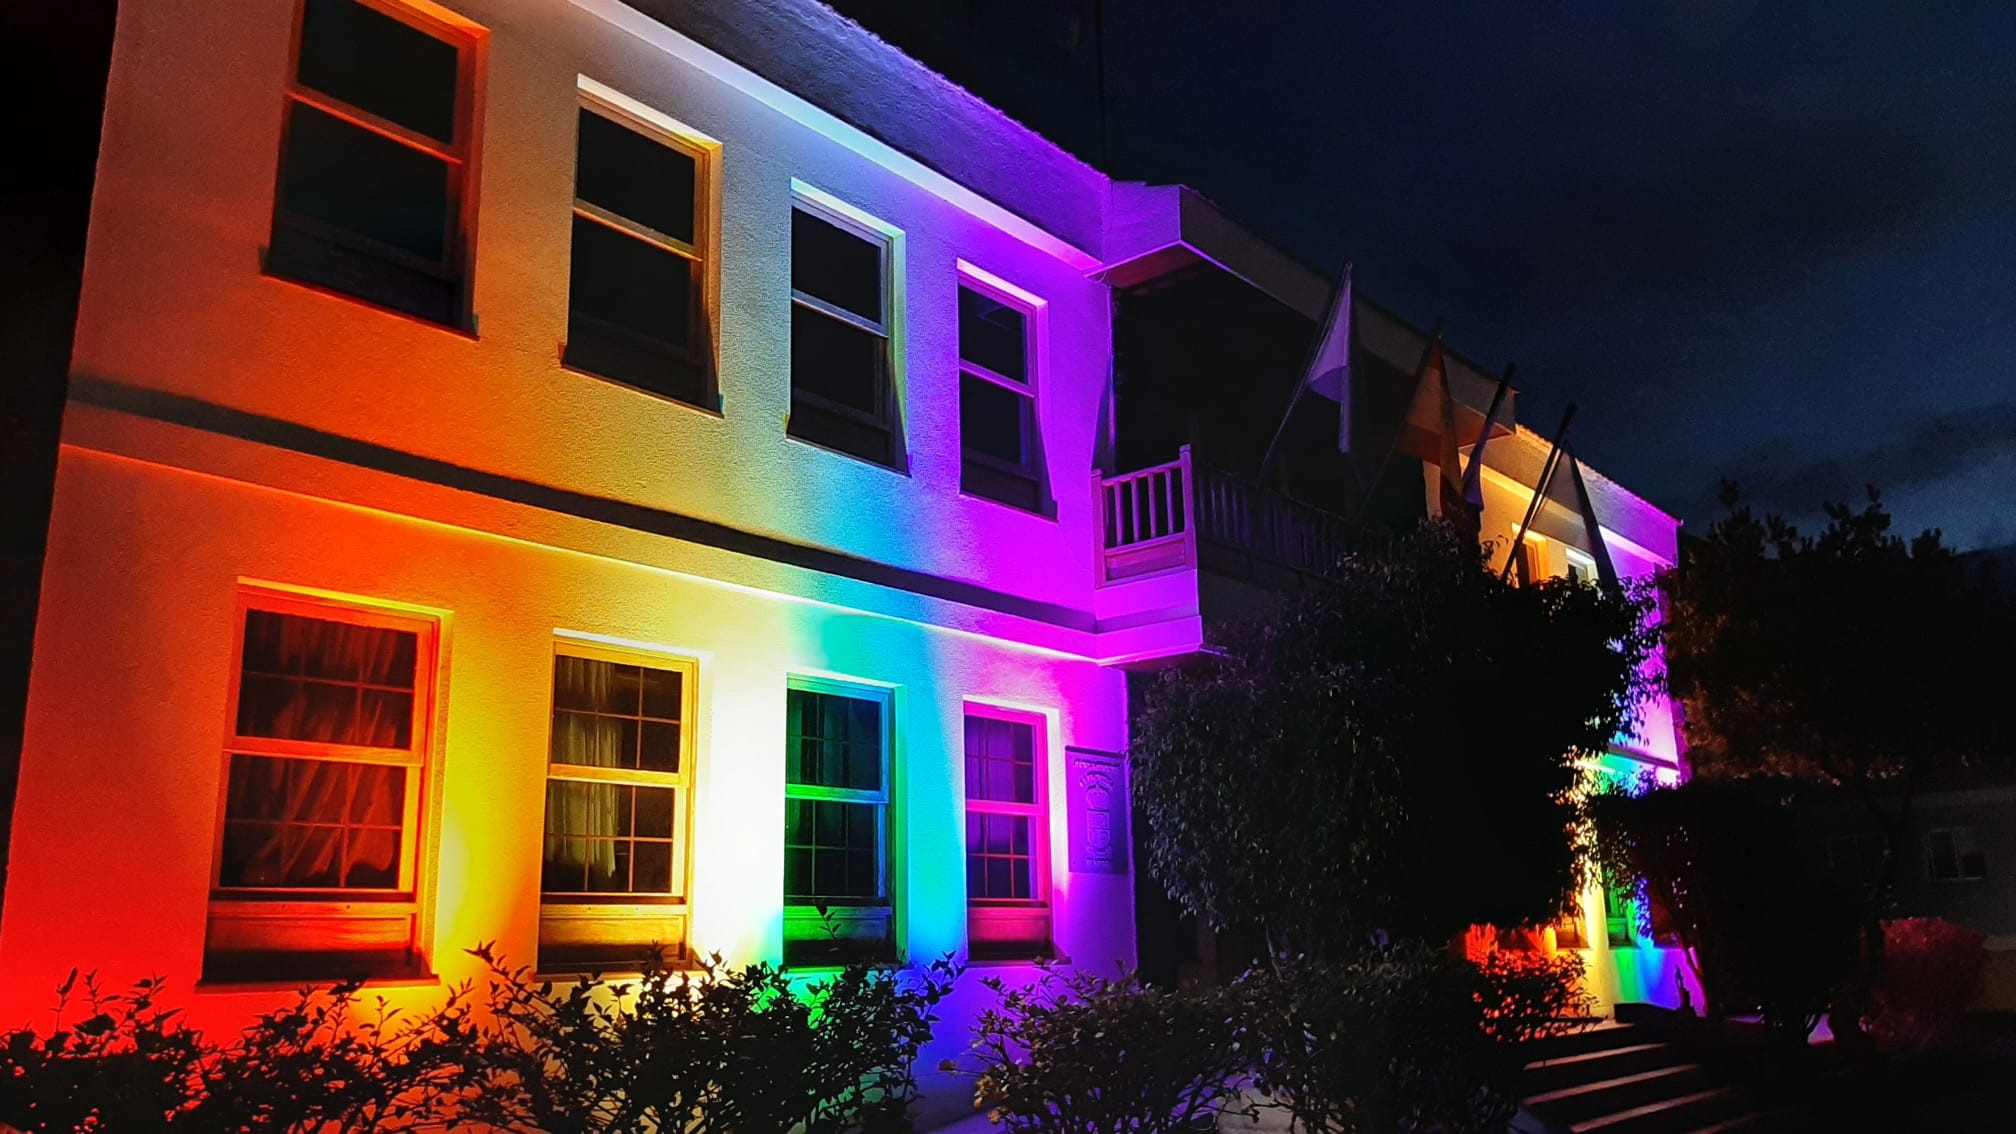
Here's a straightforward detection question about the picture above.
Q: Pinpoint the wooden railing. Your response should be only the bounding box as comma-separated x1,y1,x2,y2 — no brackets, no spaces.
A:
1097,448,1356,585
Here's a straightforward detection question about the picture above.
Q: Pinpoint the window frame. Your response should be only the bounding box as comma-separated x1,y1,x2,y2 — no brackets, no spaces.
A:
955,266,1049,514
782,676,896,966
562,82,719,409
205,587,440,983
787,188,905,469
962,703,1052,959
1564,547,1597,585
1927,826,1988,883
267,0,479,326
538,639,700,973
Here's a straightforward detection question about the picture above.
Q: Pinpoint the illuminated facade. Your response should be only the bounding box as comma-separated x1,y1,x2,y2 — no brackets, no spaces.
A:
2,7,1689,1111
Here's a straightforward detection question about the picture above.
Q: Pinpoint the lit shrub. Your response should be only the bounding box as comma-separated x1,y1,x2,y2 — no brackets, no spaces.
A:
1864,917,1986,1057
1470,948,1595,1046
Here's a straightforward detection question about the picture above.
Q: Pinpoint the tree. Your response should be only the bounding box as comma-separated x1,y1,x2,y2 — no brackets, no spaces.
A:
1131,523,1659,956
1663,484,2016,1044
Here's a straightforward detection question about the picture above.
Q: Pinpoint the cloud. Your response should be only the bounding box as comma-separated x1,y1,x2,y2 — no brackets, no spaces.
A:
1716,400,2016,512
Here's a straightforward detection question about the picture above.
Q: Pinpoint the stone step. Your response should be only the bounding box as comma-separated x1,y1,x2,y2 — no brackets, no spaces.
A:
1572,1086,1757,1134
1527,1064,1709,1127
1522,1041,1685,1096
1524,1022,1648,1062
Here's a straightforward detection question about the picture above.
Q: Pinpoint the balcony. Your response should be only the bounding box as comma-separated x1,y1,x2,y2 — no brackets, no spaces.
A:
1090,448,1358,666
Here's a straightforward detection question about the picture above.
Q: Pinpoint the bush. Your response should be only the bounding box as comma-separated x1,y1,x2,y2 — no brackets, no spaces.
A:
458,944,959,1133
1238,949,1523,1134
960,966,1249,1133
1864,917,1986,1057
0,947,958,1133
1470,949,1595,1046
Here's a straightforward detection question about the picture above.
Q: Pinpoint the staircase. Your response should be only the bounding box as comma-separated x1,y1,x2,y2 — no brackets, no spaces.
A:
1517,1023,1780,1134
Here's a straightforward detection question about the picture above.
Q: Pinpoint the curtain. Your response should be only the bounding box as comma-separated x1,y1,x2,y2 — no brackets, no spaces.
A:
546,657,627,891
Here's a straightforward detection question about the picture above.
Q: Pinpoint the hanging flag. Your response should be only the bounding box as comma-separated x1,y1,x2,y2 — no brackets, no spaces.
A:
1307,263,1354,452
1460,364,1515,512
1396,339,1471,533
1259,262,1354,478
1564,443,1619,586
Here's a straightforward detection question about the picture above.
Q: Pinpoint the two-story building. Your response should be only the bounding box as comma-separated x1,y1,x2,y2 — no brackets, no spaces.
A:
0,0,1691,1115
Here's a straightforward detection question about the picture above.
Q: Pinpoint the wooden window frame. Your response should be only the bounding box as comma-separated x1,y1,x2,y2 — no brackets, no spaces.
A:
267,0,479,326
205,587,439,984
563,84,718,409
963,704,1052,959
783,677,896,966
538,640,700,973
787,191,904,469
1927,826,1987,883
956,269,1049,514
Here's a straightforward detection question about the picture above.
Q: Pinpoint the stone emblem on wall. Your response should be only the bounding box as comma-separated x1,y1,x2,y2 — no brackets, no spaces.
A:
1066,747,1128,874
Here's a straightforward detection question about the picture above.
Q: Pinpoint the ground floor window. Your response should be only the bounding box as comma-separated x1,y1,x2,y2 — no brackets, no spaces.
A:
783,678,894,965
205,588,436,983
964,706,1051,958
538,642,696,972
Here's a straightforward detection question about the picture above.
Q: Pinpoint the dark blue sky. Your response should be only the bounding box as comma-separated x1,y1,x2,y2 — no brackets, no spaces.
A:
831,1,2016,548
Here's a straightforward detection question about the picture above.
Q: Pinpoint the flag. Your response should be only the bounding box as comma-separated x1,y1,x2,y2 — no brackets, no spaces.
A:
1306,264,1354,452
1397,339,1470,532
1564,443,1619,586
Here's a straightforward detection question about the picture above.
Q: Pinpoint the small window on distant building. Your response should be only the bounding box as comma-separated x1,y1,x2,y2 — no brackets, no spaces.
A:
964,707,1051,959
1928,827,1987,882
789,199,899,467
564,96,712,407
539,644,697,972
783,680,894,966
958,281,1046,512
206,591,437,982
267,0,476,325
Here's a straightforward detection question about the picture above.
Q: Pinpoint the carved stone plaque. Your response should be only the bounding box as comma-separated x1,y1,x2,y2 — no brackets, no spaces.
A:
1066,747,1129,875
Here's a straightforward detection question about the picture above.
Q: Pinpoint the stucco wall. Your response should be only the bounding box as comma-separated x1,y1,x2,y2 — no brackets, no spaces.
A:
1,451,1134,1046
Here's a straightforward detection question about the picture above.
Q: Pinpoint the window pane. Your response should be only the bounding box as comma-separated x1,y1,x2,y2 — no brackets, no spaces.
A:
639,722,682,774
219,755,405,890
784,798,882,900
959,286,1026,382
297,0,459,144
280,102,450,262
791,208,882,323
785,689,883,791
791,304,883,415
576,109,696,244
965,716,1036,804
237,610,418,748
961,373,1030,467
570,216,694,350
641,666,683,721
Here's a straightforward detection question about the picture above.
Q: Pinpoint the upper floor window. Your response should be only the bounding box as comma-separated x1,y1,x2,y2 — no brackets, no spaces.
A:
267,0,476,326
958,278,1046,512
964,707,1051,959
565,92,712,408
789,196,900,468
539,644,698,972
1565,548,1597,585
207,590,437,982
1928,827,1987,882
784,679,895,965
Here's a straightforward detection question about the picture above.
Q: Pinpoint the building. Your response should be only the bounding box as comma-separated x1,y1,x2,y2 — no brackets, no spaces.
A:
0,2,1690,1117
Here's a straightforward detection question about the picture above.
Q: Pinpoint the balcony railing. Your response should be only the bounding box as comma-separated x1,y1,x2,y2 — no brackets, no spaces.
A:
1097,447,1357,585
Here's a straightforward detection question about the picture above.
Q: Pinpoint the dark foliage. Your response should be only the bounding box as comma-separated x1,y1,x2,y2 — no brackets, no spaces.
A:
1865,917,1987,1058
1132,522,1659,953
1585,777,1859,1038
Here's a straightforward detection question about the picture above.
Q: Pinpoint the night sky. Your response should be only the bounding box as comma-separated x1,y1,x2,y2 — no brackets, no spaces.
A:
829,1,2016,549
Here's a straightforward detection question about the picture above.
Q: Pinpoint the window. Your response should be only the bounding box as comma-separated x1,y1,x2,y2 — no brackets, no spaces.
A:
206,591,436,982
1512,538,1545,586
1565,548,1596,585
267,0,475,325
1928,827,1987,882
564,94,712,407
789,199,899,467
964,707,1051,958
539,644,697,971
958,280,1045,512
1600,871,1634,949
783,680,894,965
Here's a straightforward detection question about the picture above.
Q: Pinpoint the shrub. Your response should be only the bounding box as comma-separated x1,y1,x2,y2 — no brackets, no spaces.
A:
961,966,1249,1133
1470,949,1595,1046
1238,948,1521,1134
1864,917,1987,1057
0,972,210,1132
457,944,959,1134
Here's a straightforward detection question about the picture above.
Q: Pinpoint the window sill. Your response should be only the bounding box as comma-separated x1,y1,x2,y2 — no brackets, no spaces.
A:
259,261,478,341
196,968,438,994
784,425,911,477
958,488,1056,521
560,348,721,416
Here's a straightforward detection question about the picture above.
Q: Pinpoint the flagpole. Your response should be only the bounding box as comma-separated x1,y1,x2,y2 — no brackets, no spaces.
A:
1356,317,1445,515
1257,260,1352,484
1460,362,1516,501
1502,402,1576,582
